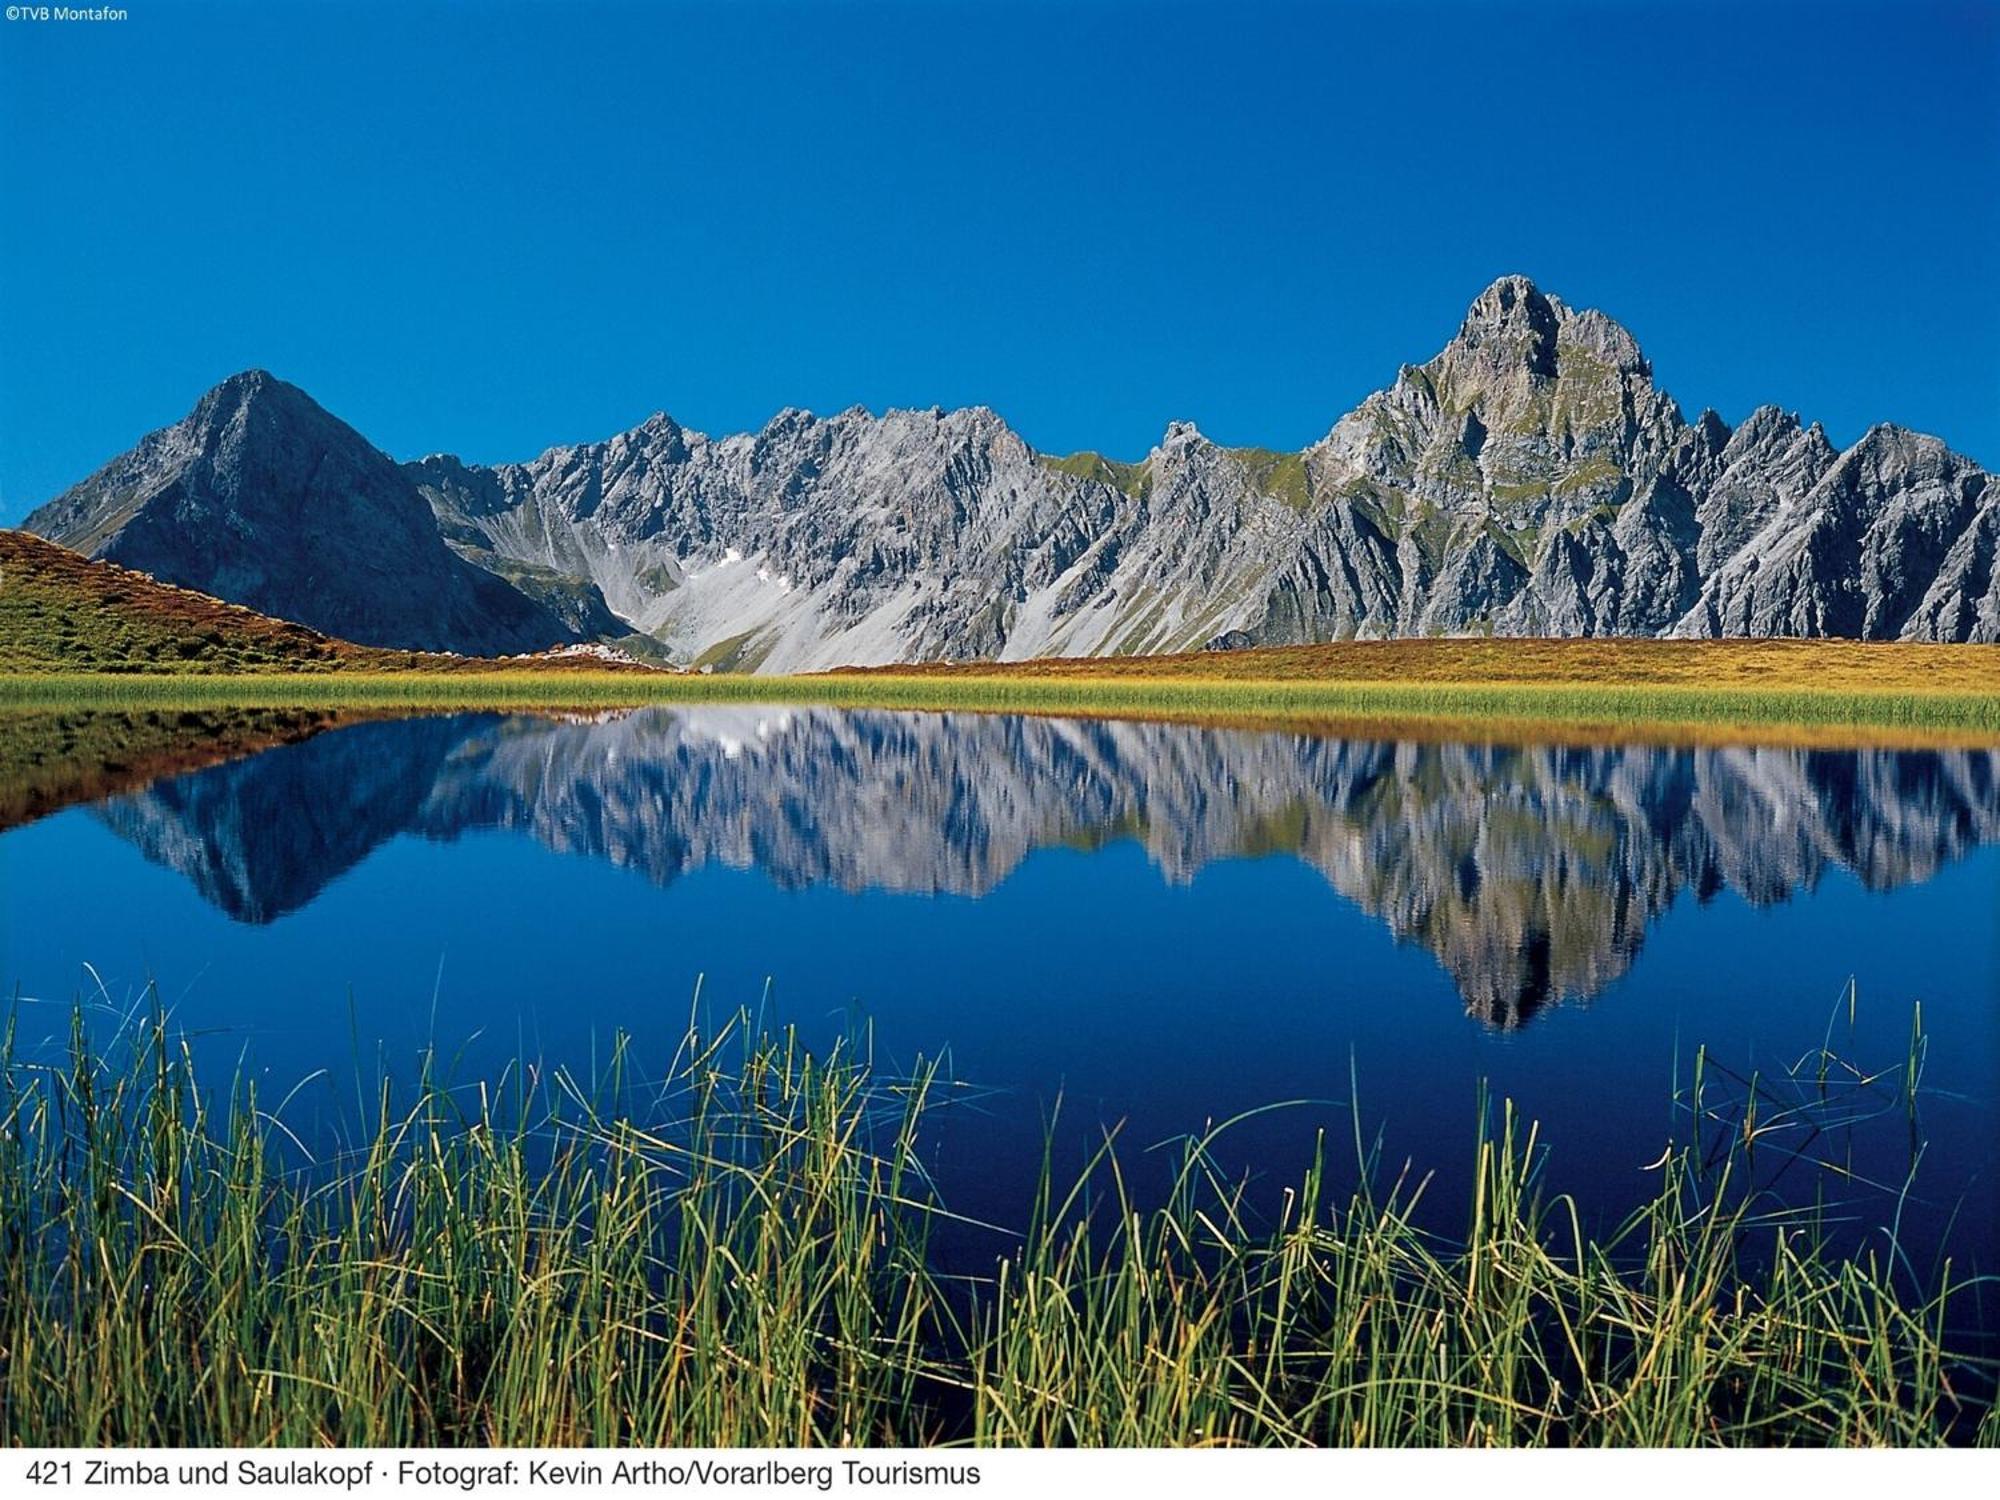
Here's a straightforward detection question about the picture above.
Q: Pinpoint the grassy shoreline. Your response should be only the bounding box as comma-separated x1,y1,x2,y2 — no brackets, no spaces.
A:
7,526,1994,741
4,666,1998,748
2,1002,1994,1447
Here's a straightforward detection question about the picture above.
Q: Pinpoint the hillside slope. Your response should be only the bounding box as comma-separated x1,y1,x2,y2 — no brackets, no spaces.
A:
0,530,646,675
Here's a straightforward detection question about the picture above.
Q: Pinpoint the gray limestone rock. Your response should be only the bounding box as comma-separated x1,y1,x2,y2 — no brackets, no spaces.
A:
27,280,1999,662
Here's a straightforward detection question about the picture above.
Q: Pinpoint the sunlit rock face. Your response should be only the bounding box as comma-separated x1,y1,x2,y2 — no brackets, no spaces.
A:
409,277,1998,661
29,279,1997,664
90,710,2000,1026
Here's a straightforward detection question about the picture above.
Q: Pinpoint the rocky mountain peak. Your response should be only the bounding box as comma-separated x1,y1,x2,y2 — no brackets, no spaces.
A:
1432,276,1656,391
1726,404,1802,447
179,369,348,449
1465,272,1545,315
1835,422,1968,490
1398,281,1672,480
22,371,584,655
201,366,279,402
609,410,694,464
761,406,819,436
1450,274,1562,377
197,366,287,406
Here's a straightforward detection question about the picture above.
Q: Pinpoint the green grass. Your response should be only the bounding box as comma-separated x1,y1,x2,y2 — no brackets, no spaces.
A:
0,530,655,678
691,629,775,673
0,529,433,675
1,668,1995,746
1223,446,1315,511
1,996,1993,1447
1036,451,1154,500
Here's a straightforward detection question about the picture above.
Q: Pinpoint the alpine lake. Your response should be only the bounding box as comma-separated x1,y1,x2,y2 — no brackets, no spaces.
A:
3,703,1995,1290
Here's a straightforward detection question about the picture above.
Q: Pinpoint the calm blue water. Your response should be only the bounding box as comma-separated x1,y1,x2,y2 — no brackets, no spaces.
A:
3,707,1996,1269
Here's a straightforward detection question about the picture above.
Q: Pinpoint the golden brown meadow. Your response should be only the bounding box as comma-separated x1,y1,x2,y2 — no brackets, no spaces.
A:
4,526,1997,745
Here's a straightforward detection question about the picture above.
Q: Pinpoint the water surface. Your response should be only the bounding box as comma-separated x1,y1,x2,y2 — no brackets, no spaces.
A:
3,706,1995,1264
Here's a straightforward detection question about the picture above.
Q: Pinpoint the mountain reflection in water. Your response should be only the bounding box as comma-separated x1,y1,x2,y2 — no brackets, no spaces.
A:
56,707,1999,1029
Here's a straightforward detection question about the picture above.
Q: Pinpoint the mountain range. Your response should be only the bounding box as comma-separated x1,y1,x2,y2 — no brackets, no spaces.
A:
26,277,2000,665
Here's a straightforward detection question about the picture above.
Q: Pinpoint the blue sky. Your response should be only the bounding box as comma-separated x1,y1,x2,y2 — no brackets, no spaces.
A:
1,0,1994,519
